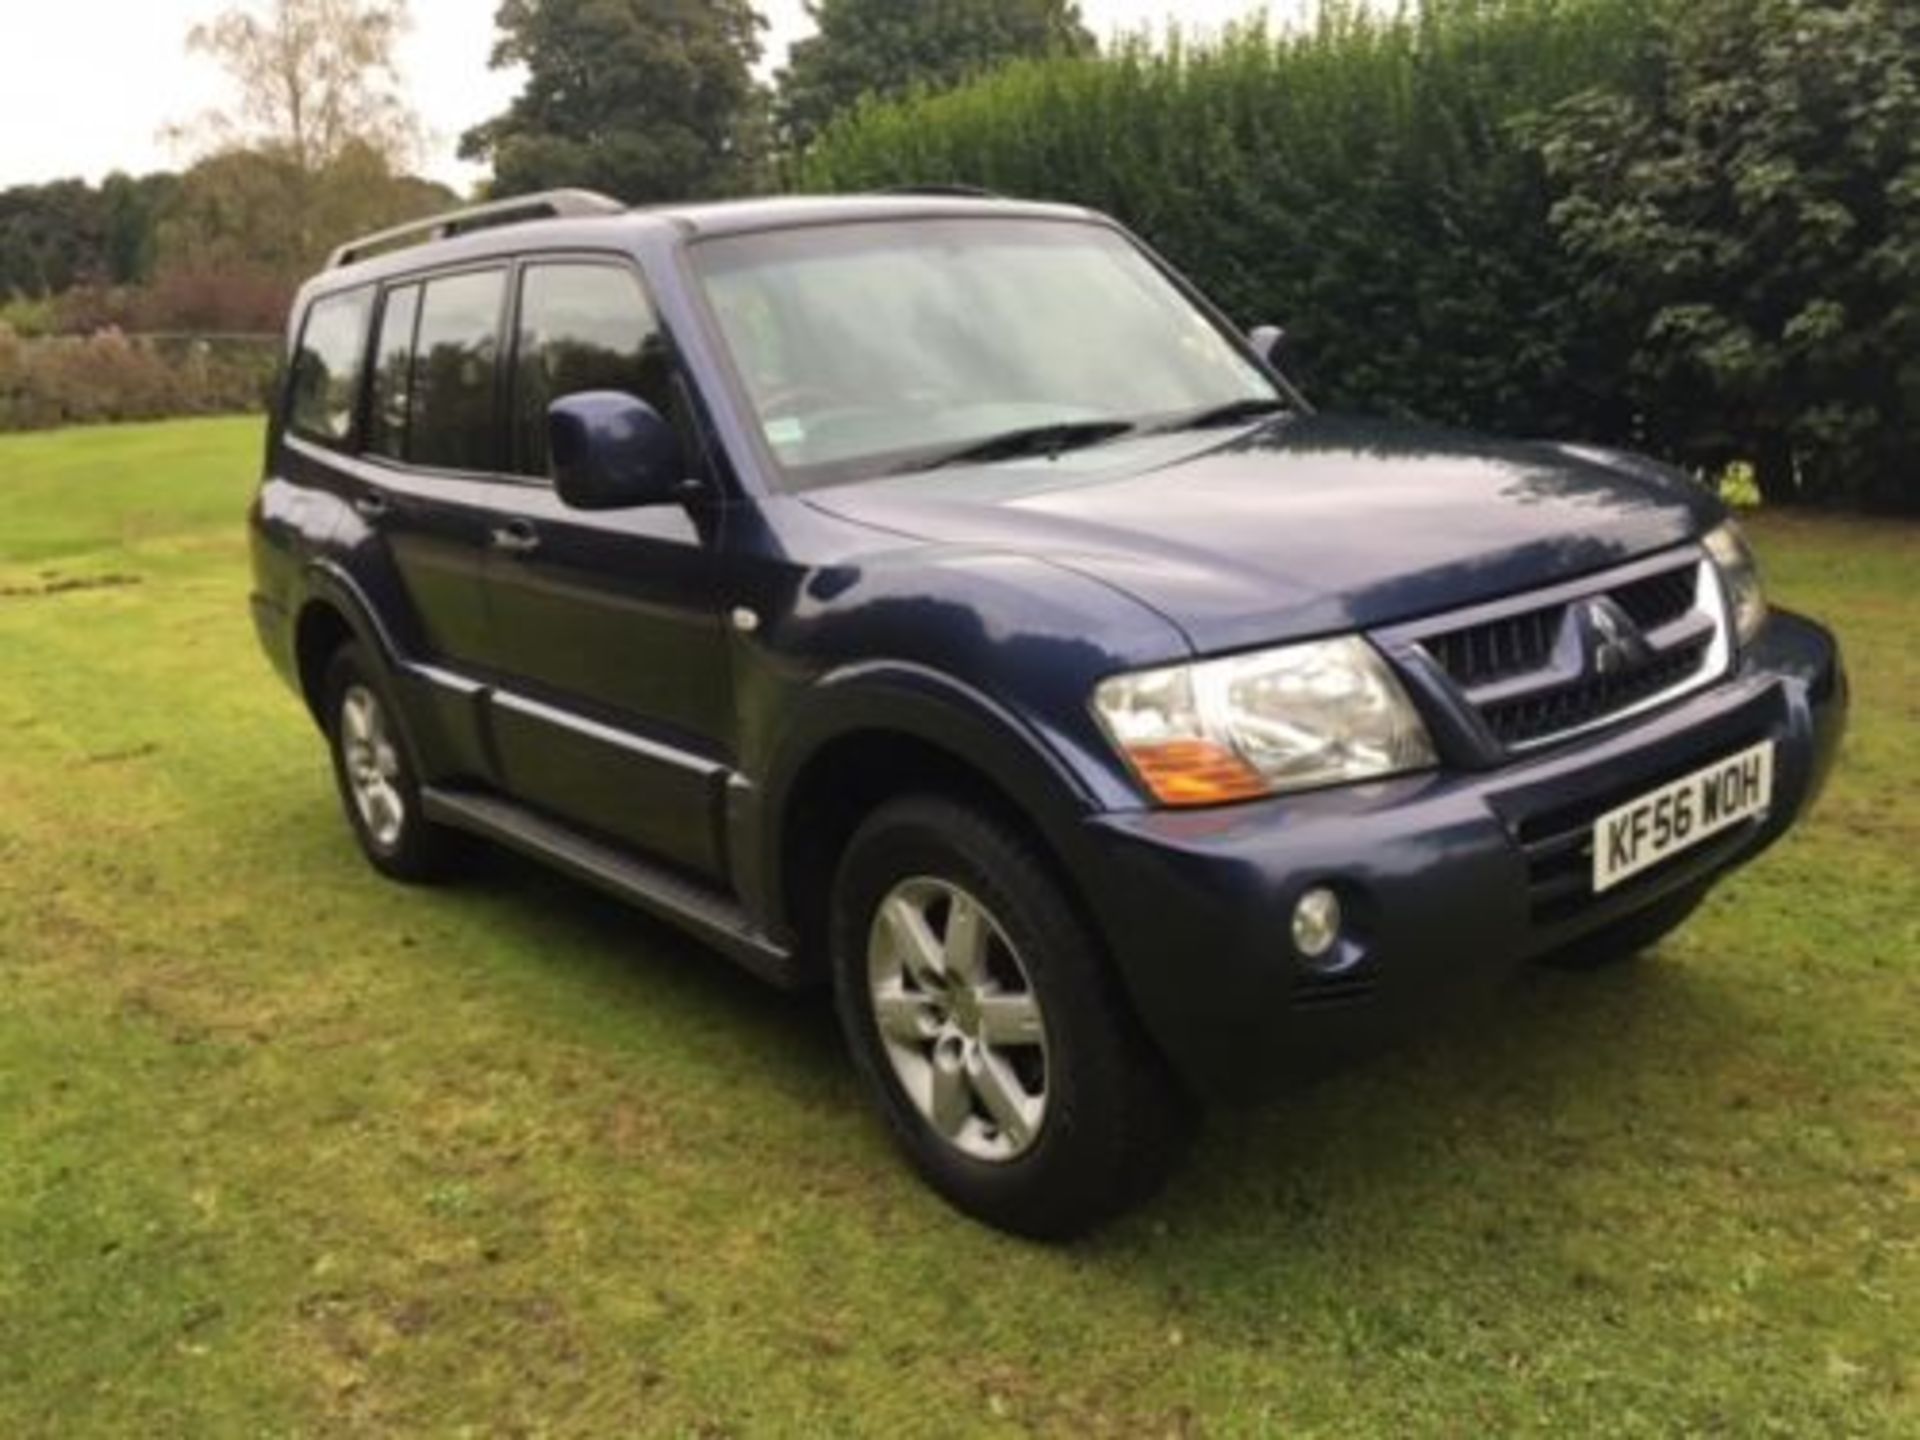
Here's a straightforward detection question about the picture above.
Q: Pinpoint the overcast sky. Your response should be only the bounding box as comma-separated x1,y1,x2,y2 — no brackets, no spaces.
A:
0,0,1307,192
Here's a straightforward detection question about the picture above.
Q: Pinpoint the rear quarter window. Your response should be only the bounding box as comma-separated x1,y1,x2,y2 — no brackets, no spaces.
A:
287,288,373,446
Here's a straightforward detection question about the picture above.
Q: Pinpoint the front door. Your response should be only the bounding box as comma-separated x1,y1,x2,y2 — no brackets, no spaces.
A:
478,259,735,880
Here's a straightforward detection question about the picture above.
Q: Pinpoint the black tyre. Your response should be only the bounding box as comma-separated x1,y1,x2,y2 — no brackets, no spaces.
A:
831,794,1192,1239
321,643,463,883
1535,883,1708,971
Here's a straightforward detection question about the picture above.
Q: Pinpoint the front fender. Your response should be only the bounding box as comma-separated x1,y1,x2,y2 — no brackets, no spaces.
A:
724,541,1193,942
738,662,1108,939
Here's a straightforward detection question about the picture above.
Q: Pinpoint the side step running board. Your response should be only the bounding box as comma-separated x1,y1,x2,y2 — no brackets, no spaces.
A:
421,786,803,989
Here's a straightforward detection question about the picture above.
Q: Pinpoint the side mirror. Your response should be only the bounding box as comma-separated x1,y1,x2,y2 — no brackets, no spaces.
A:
548,391,684,510
1249,324,1289,366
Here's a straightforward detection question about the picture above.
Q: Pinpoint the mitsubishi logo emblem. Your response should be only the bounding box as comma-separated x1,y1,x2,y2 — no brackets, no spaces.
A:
1579,597,1650,676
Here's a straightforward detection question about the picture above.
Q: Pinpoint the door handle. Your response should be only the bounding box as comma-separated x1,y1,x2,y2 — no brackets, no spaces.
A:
489,518,541,556
352,491,390,520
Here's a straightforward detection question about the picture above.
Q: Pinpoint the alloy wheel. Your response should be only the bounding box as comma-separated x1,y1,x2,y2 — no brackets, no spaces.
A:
866,876,1049,1162
339,683,406,850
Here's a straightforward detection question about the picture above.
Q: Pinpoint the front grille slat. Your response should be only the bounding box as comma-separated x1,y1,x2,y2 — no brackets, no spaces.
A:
1480,639,1711,747
1430,601,1563,687
1612,567,1698,630
1409,556,1718,752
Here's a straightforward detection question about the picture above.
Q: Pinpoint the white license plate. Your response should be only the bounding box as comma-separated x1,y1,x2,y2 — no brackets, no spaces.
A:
1591,741,1774,893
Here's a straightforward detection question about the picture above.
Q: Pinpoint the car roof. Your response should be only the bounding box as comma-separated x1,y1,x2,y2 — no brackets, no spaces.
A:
299,192,1102,301
656,192,1094,235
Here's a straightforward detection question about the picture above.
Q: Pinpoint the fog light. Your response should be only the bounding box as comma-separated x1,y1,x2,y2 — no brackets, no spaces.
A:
1291,887,1343,961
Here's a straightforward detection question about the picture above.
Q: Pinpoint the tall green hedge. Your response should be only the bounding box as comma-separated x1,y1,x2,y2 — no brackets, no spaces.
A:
801,0,1918,510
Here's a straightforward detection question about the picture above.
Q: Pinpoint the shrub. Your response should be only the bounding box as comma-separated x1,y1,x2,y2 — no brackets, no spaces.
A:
41,284,143,336
802,0,1918,509
0,324,276,432
0,293,61,337
1,267,291,341
133,263,293,336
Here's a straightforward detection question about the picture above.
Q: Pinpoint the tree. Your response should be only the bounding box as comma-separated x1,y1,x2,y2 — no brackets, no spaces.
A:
460,0,768,204
156,145,456,290
776,0,1095,151
1532,0,1920,508
176,0,418,170
165,0,446,285
0,173,174,319
0,181,111,297
101,173,181,289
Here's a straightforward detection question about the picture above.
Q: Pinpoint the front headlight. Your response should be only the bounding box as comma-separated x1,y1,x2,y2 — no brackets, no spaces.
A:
1703,519,1767,646
1092,636,1436,807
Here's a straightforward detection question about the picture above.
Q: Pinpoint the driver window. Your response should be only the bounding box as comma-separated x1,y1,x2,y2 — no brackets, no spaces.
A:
512,263,674,479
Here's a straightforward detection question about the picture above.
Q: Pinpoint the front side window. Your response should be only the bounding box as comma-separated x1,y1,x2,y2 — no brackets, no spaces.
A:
692,218,1278,490
287,287,373,445
511,263,674,478
409,268,506,472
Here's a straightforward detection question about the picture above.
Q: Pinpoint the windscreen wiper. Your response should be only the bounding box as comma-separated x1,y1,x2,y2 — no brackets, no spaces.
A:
904,419,1137,473
1150,397,1290,434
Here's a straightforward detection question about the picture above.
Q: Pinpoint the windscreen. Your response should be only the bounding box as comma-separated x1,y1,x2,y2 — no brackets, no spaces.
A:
693,218,1278,490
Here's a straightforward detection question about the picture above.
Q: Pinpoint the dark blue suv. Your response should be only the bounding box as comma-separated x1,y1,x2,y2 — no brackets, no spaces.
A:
250,190,1846,1236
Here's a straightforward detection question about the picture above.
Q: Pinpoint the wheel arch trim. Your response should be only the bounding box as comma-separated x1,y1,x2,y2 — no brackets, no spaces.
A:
745,662,1114,955
291,562,398,723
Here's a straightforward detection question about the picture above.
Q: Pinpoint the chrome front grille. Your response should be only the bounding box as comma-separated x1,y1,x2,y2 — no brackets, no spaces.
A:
1388,551,1730,754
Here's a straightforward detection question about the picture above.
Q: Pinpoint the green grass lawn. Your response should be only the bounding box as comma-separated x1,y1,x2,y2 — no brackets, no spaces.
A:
1,416,1913,1436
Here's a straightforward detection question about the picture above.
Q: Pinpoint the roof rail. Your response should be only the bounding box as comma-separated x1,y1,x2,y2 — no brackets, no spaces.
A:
326,189,626,269
875,184,1002,199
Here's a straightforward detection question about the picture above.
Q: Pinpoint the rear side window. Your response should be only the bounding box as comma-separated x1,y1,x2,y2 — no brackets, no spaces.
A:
512,263,675,478
287,288,372,445
366,283,420,462
409,268,506,472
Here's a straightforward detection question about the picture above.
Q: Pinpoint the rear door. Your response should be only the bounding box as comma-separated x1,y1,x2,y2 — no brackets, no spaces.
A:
349,269,511,677
283,280,504,787
476,257,735,880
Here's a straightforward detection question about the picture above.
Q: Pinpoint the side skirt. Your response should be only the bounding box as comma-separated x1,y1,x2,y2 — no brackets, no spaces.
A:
421,785,805,990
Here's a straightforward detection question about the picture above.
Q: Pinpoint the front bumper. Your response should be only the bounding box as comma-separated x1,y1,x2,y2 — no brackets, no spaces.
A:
1076,610,1846,1100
